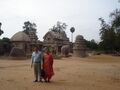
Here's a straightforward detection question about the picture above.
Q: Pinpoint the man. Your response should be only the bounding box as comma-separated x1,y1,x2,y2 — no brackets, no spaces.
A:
31,46,43,82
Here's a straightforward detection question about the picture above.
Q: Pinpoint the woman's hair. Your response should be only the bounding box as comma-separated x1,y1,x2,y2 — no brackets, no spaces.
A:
43,47,50,52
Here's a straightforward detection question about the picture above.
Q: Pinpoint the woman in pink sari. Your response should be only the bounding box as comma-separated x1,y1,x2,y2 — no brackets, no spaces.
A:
43,47,54,82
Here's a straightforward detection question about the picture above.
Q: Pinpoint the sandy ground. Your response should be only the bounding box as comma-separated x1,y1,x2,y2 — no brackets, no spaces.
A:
0,55,120,90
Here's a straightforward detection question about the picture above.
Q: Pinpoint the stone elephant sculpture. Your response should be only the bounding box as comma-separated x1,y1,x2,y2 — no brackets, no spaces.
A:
61,45,70,57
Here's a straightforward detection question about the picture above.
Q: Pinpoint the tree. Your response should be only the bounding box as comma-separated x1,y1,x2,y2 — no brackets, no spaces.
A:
23,21,37,35
23,21,38,41
85,39,98,51
50,21,67,33
99,18,116,52
118,0,120,3
0,22,4,36
70,27,75,42
2,37,12,52
0,37,12,55
110,9,120,28
98,8,120,52
110,9,120,51
98,18,110,40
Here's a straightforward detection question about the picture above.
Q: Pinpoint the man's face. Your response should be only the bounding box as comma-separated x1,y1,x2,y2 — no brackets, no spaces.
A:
34,47,38,51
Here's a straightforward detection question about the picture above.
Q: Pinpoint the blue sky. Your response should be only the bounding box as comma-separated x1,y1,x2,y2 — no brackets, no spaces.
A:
0,0,120,42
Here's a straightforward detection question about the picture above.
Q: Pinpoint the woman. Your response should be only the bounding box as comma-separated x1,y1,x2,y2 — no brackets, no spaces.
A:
43,47,54,82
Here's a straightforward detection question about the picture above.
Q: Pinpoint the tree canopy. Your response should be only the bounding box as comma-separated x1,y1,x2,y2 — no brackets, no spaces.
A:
70,27,75,33
85,39,98,51
99,8,120,52
0,37,12,55
49,21,67,33
23,21,37,35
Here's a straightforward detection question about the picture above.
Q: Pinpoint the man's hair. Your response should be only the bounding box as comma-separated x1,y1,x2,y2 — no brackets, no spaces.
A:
34,46,39,50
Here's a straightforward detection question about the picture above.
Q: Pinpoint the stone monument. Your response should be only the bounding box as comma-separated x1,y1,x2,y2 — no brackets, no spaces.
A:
73,35,87,57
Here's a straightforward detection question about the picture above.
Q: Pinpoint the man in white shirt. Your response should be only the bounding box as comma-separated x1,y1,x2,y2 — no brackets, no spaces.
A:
31,46,43,82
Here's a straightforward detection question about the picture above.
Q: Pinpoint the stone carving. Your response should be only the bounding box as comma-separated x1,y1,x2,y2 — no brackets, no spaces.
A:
10,31,31,54
43,31,70,54
9,47,26,57
61,45,70,57
10,31,43,57
73,35,87,57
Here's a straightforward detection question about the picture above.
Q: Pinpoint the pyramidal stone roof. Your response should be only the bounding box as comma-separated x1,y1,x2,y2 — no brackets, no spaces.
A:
43,30,68,40
11,31,31,42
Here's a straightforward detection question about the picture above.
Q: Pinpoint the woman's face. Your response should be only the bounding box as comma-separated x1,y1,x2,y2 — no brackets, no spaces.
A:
45,48,49,53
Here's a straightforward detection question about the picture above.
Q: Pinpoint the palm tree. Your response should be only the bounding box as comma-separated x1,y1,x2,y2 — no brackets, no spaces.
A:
70,27,75,42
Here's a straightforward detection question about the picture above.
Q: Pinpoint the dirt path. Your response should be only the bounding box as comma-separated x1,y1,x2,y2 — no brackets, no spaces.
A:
0,55,120,90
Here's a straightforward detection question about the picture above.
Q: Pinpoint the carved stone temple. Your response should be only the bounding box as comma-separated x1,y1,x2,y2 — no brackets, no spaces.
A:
10,31,31,54
43,30,70,54
10,29,70,57
73,35,87,57
10,31,42,57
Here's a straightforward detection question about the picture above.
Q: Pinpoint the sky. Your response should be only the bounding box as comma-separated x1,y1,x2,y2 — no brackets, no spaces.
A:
0,0,120,42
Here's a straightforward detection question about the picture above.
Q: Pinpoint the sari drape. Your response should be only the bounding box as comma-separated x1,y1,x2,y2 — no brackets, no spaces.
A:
43,53,54,80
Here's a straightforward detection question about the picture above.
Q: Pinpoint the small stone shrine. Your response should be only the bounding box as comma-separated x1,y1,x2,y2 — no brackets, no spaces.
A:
73,35,87,57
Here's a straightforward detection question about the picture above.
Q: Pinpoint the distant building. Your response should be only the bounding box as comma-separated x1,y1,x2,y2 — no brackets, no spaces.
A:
43,30,70,54
27,30,38,43
73,35,87,57
10,31,31,54
10,29,70,56
26,30,42,51
10,31,42,57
